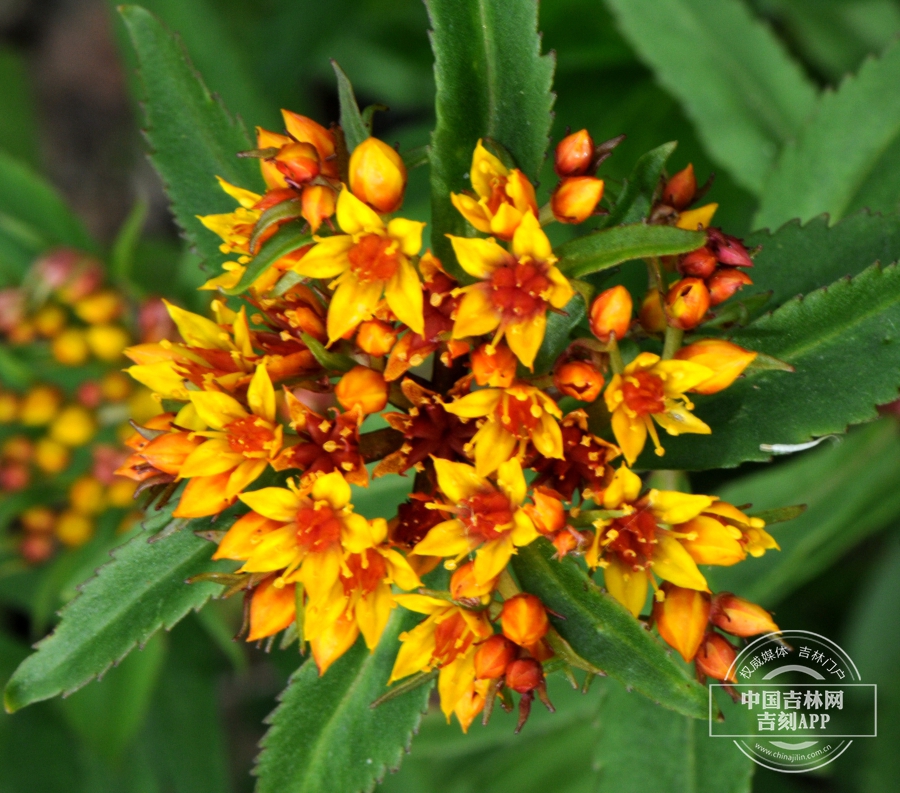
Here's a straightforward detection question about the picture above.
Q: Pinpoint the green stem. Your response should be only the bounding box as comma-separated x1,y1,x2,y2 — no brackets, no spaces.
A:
661,326,683,360
608,335,625,374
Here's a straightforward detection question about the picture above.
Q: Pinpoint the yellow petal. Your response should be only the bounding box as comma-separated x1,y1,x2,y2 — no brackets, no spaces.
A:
164,300,230,350
293,235,353,279
652,535,708,590
443,388,502,419
389,619,437,682
603,556,647,617
174,402,206,431
447,236,509,280
126,362,186,399
623,351,661,375
311,471,351,509
438,652,476,720
301,545,343,603
385,257,425,335
326,274,382,344
610,405,647,465
247,364,276,422
239,486,301,522
189,391,247,430
413,519,472,557
545,265,575,309
433,458,490,501
511,211,553,261
311,610,360,675
381,548,422,591
451,193,492,233
179,439,242,478
172,471,236,518
676,203,717,231
473,534,514,583
654,360,715,396
603,464,643,509
355,584,394,649
213,511,281,561
386,218,425,257
472,420,517,476
393,595,447,615
505,313,546,370
488,202,524,239
451,286,501,339
215,176,261,208
496,457,526,505
470,140,508,198
232,307,254,359
511,509,538,546
341,512,377,553
646,490,715,525
336,187,384,235
653,403,712,436
226,458,268,498
679,516,746,566
532,410,563,459
239,525,299,572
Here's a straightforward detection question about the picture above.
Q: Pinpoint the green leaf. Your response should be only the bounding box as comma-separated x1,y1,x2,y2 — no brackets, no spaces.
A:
0,48,39,167
110,199,149,287
600,142,677,228
254,607,431,793
556,224,705,278
333,61,370,154
603,0,817,194
639,262,900,470
425,0,555,273
707,420,900,606
301,333,357,373
532,294,587,375
3,525,233,712
512,539,709,719
757,40,900,230
222,223,311,296
119,5,263,271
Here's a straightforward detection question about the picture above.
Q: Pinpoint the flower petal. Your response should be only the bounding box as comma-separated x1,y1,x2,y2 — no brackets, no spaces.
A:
172,471,237,518
311,471,352,509
448,236,509,280
389,618,438,682
451,286,501,339
310,609,360,674
470,140,508,197
179,438,242,478
247,364,276,422
511,211,553,261
646,490,715,525
433,458,490,502
292,235,353,279
496,457,526,505
653,403,712,436
355,584,394,649
472,420,517,476
505,313,546,370
450,193,492,233
226,458,268,498
532,410,563,459
602,464,643,509
511,509,538,546
247,578,296,641
336,188,384,235
326,273,383,343
473,534,514,584
603,556,647,617
443,388,502,419
385,257,425,335
189,390,248,430
239,486,301,522
239,525,298,572
413,518,472,558
165,300,231,350
213,511,282,560
301,545,344,603
652,534,708,591
610,405,647,465
654,360,715,396
386,218,425,257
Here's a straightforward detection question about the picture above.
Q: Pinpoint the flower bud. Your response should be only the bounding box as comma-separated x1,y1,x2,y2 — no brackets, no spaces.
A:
710,593,779,637
663,164,697,210
695,632,737,682
501,594,549,647
554,361,604,402
474,634,517,679
678,247,717,279
665,278,710,330
589,285,632,343
56,510,94,547
248,577,297,642
335,366,388,415
34,437,70,474
0,391,17,423
51,327,90,366
49,405,96,447
3,436,32,463
470,343,517,388
19,386,62,426
555,129,594,176
74,291,124,324
526,487,567,535
551,177,604,224
676,203,718,231
0,463,29,492
33,304,67,337
20,533,54,564
505,658,543,693
69,476,106,515
86,325,130,362
639,289,667,334
22,506,55,534
140,432,203,475
107,478,137,507
450,561,498,600
101,372,132,402
674,339,757,394
300,184,336,233
356,319,398,357
707,268,752,307
349,137,407,214
274,141,320,184
653,584,711,662
707,229,753,268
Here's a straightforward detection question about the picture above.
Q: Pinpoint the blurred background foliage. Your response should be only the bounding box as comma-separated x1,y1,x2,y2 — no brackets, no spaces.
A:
0,1,899,791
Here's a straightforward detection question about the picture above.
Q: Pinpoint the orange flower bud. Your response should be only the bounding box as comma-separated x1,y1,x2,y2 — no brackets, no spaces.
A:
674,339,757,394
101,371,132,402
51,327,90,365
356,319,398,357
505,658,543,693
3,435,32,463
695,632,737,682
247,577,297,642
554,361,604,402
301,184,336,233
470,343,517,387
56,510,94,547
74,291,124,324
501,594,549,647
274,141,320,184
19,386,62,426
450,561,497,600
663,164,696,210
707,267,753,307
22,506,55,534
526,487,566,535
107,478,137,508
639,289,667,334
589,285,632,343
86,325,130,361
349,137,407,214
141,432,203,475
678,247,717,279
474,634,517,679
555,129,594,176
33,304,67,337
33,438,70,474
710,593,779,637
551,176,604,224
335,366,388,415
665,278,710,330
0,391,17,423
69,476,106,515
653,584,711,662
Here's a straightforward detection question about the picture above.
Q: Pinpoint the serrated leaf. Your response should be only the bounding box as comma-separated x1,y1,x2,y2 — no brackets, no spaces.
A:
425,0,555,274
708,420,900,606
757,40,900,229
600,142,677,229
638,262,900,470
603,0,817,194
3,525,233,712
223,223,312,296
120,5,263,270
333,61,370,154
556,224,705,278
511,539,709,719
254,607,430,793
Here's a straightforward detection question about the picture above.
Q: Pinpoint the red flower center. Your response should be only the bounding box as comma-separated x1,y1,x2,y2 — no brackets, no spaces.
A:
496,389,542,439
621,371,666,416
433,611,475,666
348,234,400,283
489,260,550,320
341,548,387,596
225,416,277,456
460,490,515,542
295,504,342,552
605,507,658,570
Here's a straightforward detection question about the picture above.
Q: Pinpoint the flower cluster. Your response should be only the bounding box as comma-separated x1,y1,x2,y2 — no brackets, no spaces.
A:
123,115,788,731
0,249,165,561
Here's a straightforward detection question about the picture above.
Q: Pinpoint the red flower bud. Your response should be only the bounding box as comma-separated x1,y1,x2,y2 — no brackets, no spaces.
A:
356,319,398,357
471,343,517,388
554,361,604,402
663,164,697,210
274,142,320,184
554,129,594,176
335,366,388,415
450,560,498,600
474,634,517,679
589,285,632,343
710,593,779,637
679,247,717,279
707,228,753,268
665,278,710,330
706,268,753,307
505,658,544,693
501,594,549,647
695,632,738,682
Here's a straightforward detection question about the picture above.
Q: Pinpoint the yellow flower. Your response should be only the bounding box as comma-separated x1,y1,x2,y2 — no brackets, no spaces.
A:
413,458,539,584
450,140,538,240
448,213,574,369
172,364,282,517
388,594,493,724
443,383,563,476
604,352,713,464
197,177,262,260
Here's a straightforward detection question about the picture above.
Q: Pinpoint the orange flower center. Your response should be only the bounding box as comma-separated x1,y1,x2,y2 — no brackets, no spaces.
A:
485,174,510,215
341,548,387,596
496,389,541,439
433,611,475,666
460,490,514,542
621,371,666,416
295,504,342,552
605,507,658,570
225,416,277,457
348,233,400,283
489,260,550,320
